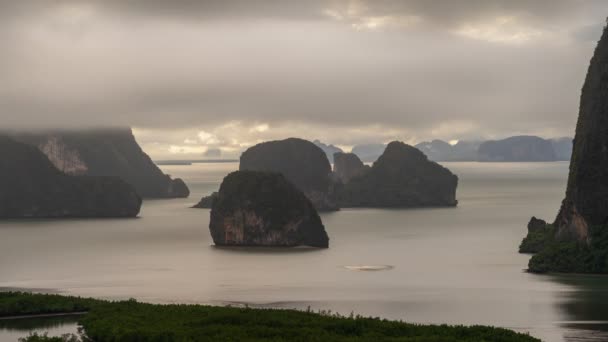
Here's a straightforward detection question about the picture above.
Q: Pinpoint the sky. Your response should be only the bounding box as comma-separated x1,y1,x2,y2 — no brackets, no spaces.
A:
1,0,607,159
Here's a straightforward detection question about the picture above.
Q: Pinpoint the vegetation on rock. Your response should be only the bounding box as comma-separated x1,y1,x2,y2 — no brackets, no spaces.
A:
0,136,141,218
240,138,338,211
209,171,329,248
11,128,189,198
339,141,458,208
521,23,608,273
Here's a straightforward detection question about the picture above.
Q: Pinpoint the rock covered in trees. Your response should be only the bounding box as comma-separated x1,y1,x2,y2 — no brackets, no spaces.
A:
209,171,329,248
0,136,141,218
169,178,190,198
239,138,338,211
527,217,547,232
477,136,556,162
339,141,458,208
520,23,608,274
193,192,218,209
11,128,189,198
333,152,369,183
553,25,608,243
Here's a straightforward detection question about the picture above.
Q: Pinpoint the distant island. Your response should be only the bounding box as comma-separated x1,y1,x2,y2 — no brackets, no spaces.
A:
0,136,141,218
209,171,329,248
338,141,458,208
313,140,343,163
9,128,190,198
416,136,572,162
310,136,573,165
239,138,339,211
196,138,458,211
155,159,238,166
519,23,608,273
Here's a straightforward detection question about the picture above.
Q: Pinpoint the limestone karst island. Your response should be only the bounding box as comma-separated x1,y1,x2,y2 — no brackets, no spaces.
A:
1,3,608,342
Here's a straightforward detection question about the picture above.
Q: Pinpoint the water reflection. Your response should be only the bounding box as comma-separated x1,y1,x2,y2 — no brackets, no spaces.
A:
546,274,608,341
0,315,80,341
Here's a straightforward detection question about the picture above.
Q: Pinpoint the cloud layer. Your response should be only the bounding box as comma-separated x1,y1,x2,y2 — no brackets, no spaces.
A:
1,0,607,158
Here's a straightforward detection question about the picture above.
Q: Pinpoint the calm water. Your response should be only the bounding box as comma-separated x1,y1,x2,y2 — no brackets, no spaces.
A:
1,162,608,342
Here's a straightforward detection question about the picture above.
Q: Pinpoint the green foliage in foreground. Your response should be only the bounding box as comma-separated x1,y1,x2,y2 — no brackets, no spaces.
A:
526,224,608,273
80,301,539,342
0,292,103,317
2,292,540,342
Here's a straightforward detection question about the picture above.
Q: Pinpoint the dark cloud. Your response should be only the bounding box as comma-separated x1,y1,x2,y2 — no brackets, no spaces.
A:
1,0,607,157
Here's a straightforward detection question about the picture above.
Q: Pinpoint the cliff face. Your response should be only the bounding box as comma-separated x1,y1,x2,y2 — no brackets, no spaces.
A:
333,152,369,183
209,171,329,248
477,136,557,162
339,141,458,208
555,25,608,243
0,136,141,218
12,128,189,198
517,24,608,274
239,138,338,211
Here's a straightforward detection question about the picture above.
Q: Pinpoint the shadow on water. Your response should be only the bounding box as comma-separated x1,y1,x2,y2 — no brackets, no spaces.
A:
0,315,80,332
546,273,608,341
211,245,326,255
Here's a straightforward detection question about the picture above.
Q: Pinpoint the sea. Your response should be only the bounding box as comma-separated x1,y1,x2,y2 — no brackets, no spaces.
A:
1,161,607,342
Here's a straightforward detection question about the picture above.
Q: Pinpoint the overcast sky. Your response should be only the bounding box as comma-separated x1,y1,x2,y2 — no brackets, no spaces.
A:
2,0,607,158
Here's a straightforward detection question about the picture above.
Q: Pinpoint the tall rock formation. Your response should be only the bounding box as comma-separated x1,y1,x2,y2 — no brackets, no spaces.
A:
554,25,608,243
0,136,141,218
209,171,329,248
520,23,608,274
333,152,369,183
339,141,458,208
239,138,338,211
11,128,189,198
477,136,557,162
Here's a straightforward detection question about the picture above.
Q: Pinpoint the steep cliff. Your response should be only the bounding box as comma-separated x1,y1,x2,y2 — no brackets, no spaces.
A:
209,171,329,248
554,24,608,243
339,141,458,208
239,138,338,211
12,128,189,198
520,24,608,273
0,136,141,218
477,136,556,162
333,152,369,183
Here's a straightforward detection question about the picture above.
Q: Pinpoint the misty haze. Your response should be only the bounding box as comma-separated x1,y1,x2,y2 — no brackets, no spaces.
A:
2,1,608,342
